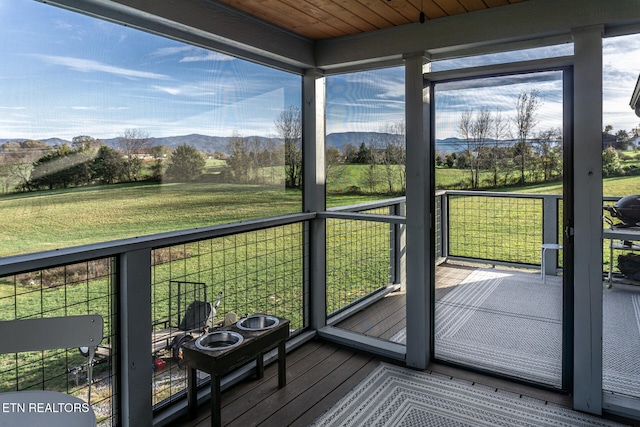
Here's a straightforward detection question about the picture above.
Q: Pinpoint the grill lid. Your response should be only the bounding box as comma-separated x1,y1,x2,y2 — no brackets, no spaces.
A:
612,195,640,226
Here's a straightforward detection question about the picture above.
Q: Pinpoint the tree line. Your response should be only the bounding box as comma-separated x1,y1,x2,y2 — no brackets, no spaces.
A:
0,107,304,193
0,131,209,192
2,99,637,195
440,90,564,189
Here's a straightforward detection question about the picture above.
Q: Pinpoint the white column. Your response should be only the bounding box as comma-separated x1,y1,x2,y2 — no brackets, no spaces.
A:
572,25,603,415
404,52,432,369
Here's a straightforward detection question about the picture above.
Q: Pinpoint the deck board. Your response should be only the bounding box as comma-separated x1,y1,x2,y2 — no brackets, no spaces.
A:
261,352,376,427
226,343,355,426
181,340,380,427
337,290,406,338
174,263,636,427
177,337,589,427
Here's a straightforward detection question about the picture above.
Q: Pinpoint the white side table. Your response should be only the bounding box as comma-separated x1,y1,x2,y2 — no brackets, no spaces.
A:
541,243,563,284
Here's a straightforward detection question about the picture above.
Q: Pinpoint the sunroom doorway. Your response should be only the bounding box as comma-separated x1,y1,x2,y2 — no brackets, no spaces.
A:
426,61,574,390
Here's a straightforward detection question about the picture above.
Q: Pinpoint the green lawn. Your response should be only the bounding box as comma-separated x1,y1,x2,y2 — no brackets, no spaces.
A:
1,165,639,408
0,182,303,257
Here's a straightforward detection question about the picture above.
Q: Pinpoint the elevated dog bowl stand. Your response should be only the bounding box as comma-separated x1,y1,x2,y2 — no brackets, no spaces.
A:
182,316,289,427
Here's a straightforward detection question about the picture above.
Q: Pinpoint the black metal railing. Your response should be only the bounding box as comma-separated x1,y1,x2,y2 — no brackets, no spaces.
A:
0,212,313,425
444,191,563,268
149,222,307,409
0,259,118,427
324,198,405,317
0,191,622,425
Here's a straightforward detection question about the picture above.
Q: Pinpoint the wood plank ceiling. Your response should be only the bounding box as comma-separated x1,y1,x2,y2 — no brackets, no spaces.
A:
214,0,527,40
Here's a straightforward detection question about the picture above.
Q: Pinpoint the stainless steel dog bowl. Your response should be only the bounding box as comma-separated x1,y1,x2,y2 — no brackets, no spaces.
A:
195,331,244,351
236,314,280,331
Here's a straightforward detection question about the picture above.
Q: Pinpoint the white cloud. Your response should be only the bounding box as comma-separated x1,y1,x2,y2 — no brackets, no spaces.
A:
33,54,170,80
151,46,193,57
151,81,217,98
53,19,74,31
151,45,234,63
179,51,234,63
152,86,182,96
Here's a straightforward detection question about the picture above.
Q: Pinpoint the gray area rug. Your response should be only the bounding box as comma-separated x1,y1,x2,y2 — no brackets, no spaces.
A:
390,268,640,396
311,362,625,427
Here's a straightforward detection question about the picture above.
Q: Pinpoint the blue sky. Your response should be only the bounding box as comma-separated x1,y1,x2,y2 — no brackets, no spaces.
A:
0,0,301,140
1,0,639,141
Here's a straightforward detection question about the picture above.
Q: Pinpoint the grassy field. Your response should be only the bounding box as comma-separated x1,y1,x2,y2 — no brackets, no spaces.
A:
0,181,396,258
1,159,639,413
0,182,303,257
0,180,390,415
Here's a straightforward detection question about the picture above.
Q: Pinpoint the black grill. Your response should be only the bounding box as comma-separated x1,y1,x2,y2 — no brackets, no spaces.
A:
604,195,640,227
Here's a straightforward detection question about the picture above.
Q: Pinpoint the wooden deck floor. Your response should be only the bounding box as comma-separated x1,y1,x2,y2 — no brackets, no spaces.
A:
178,339,382,427
175,262,638,427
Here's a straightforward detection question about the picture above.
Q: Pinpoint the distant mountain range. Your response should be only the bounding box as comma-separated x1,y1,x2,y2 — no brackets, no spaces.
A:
0,133,487,154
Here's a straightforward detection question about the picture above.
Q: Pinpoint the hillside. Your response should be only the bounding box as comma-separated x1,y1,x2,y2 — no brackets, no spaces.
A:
3,132,521,155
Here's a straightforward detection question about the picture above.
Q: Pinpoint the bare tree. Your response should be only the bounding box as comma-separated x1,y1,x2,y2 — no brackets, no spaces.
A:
246,136,264,183
470,107,492,188
490,110,510,187
458,109,474,188
380,121,406,194
533,127,562,182
396,123,407,193
512,90,542,185
118,128,150,181
364,139,380,194
2,140,51,192
275,106,302,188
117,128,150,155
71,135,100,151
263,136,283,185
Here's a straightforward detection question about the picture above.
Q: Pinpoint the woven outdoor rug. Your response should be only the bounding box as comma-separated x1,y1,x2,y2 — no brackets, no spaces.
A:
311,363,625,427
389,268,640,395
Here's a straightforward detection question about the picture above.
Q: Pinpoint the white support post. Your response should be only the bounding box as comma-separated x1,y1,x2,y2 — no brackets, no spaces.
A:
572,25,603,415
303,69,327,331
404,52,432,369
392,201,406,288
542,195,560,276
119,248,153,427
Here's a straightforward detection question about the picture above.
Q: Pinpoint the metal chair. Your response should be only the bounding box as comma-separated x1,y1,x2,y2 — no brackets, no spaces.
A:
0,314,103,426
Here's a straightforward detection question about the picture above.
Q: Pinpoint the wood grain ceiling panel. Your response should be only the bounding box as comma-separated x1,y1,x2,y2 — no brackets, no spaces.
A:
213,0,528,40
355,0,413,25
458,0,492,11
384,0,421,21
484,0,521,7
298,0,378,33
280,0,363,36
432,0,467,14
218,0,339,39
332,0,396,28
421,1,450,20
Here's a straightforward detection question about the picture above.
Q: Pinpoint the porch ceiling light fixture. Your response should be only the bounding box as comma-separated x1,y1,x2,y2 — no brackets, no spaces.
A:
630,73,640,117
